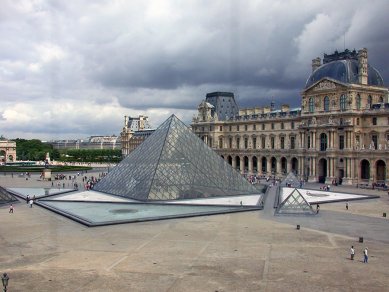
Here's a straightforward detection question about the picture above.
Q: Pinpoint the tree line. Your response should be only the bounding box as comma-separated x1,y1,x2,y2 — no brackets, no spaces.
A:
13,139,122,163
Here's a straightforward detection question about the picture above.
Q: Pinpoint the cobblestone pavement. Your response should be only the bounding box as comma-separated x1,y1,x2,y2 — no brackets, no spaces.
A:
1,172,389,291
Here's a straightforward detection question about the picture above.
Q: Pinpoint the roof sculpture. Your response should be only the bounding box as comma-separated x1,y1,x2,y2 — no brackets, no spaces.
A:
95,115,263,201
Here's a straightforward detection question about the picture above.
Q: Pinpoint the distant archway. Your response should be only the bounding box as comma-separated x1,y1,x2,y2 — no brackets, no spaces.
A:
244,156,249,173
281,157,287,174
253,156,258,173
376,160,386,182
361,159,370,180
271,157,277,174
318,158,327,183
227,155,232,165
291,157,298,174
235,156,241,171
261,157,267,173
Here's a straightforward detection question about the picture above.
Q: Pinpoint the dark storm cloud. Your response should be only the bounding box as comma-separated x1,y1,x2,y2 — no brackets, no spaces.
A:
0,0,388,139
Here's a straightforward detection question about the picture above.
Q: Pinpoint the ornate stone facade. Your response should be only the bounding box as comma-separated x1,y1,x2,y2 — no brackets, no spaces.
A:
0,140,17,163
192,48,389,186
120,115,154,157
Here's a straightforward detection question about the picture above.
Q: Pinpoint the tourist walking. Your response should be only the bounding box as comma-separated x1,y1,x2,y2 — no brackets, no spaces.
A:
350,246,355,260
29,199,33,208
9,204,14,213
346,202,349,210
316,204,320,214
26,194,30,204
363,247,368,263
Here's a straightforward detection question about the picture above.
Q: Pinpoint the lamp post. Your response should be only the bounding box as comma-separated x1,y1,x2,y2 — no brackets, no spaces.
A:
1,273,9,292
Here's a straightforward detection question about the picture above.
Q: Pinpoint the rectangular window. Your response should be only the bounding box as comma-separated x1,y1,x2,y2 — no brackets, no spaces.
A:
271,137,275,149
219,126,222,131
244,138,248,149
229,137,233,148
262,124,265,130
261,137,266,148
219,137,223,149
291,122,295,129
245,125,248,131
271,123,275,130
236,138,240,149
253,137,257,149
290,136,295,149
339,135,344,150
307,135,311,149
229,125,232,131
253,124,256,130
237,125,240,131
281,122,284,130
372,117,377,126
281,137,285,149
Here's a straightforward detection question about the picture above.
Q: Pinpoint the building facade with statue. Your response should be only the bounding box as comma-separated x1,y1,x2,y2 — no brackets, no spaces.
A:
120,115,155,157
192,48,389,185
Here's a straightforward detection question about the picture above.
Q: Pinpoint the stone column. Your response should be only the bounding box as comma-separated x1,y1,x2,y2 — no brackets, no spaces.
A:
267,158,271,175
232,156,237,169
248,157,253,175
276,159,281,176
240,157,245,174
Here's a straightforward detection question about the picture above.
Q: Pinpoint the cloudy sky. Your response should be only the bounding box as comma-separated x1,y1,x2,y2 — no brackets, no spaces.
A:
1,0,388,140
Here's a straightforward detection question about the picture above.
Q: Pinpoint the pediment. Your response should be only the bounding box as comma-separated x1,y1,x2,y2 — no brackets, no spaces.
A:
304,78,349,94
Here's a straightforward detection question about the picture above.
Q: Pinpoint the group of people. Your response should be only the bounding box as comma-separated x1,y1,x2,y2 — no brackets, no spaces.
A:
350,246,369,263
8,194,36,213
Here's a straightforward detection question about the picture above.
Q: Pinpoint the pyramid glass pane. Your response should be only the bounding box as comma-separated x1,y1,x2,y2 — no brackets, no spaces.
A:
280,172,300,187
0,186,18,204
94,115,264,201
276,188,315,215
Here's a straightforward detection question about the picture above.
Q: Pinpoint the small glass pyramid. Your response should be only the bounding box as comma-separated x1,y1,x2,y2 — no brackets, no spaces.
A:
280,172,300,187
95,115,263,201
0,186,18,204
275,188,316,215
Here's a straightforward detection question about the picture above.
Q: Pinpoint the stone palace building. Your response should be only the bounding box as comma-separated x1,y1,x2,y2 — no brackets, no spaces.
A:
192,48,389,185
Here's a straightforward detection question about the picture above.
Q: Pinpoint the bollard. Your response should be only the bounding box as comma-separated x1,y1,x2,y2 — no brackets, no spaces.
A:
297,225,300,230
359,237,363,243
383,213,386,217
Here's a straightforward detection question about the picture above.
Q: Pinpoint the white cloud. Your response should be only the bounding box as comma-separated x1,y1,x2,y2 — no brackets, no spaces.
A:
0,0,388,140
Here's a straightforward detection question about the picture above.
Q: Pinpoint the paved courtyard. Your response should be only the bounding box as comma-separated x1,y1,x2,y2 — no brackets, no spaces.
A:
1,171,389,291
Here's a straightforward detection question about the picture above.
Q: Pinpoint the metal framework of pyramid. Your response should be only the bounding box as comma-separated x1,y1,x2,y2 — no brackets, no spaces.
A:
95,115,263,201
280,172,300,187
0,186,18,205
275,188,316,215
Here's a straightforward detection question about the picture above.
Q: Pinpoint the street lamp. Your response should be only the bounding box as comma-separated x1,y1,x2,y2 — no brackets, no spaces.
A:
1,273,9,292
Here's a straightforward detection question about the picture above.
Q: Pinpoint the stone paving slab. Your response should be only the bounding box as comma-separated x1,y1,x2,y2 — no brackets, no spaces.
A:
1,173,389,291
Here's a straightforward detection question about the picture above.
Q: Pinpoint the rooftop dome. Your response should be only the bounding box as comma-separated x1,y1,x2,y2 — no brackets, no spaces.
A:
305,50,384,88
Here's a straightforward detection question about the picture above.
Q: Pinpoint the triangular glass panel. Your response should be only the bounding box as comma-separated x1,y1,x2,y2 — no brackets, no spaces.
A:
280,172,301,188
0,186,18,204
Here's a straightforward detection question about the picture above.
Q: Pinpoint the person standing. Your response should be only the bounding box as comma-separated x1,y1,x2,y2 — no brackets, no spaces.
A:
29,199,33,208
9,204,14,213
346,202,349,210
363,247,368,263
350,246,355,260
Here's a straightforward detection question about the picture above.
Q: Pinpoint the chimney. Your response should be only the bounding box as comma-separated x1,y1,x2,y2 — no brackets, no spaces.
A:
312,57,321,72
358,48,368,85
124,115,128,128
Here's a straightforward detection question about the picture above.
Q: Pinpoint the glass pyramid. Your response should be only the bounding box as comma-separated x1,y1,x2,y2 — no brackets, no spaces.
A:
280,172,300,188
275,188,316,215
0,186,18,204
95,115,263,201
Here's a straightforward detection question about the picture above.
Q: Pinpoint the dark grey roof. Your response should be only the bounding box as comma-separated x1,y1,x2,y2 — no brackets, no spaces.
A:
206,92,235,98
305,59,384,88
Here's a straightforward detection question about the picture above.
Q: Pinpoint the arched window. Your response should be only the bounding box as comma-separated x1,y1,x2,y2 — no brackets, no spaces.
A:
309,97,314,113
323,96,329,112
340,94,347,111
356,94,361,110
379,96,384,103
320,133,328,151
368,95,372,108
